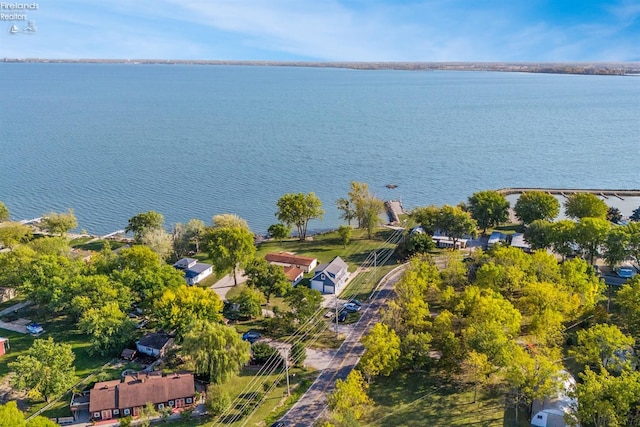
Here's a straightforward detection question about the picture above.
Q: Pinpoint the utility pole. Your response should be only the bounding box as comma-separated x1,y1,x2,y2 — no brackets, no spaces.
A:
335,295,339,337
285,347,291,397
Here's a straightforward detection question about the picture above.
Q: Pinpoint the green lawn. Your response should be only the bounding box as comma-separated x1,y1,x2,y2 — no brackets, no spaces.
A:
363,371,530,427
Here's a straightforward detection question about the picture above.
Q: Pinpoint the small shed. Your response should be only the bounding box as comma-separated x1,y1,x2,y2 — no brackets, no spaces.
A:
0,337,9,357
121,349,137,361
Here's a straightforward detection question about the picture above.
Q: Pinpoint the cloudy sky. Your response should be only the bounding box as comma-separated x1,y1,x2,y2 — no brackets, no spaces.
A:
2,0,639,61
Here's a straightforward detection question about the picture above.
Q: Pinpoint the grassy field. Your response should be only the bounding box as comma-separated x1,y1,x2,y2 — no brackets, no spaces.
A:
363,371,530,427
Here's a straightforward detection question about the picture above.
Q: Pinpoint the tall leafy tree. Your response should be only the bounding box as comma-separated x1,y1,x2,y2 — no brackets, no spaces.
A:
631,206,640,222
244,258,291,303
361,196,385,239
436,205,477,249
360,323,401,382
550,219,577,259
572,324,635,372
9,337,75,402
348,181,371,229
79,302,137,356
603,226,630,268
41,209,78,237
275,192,324,241
285,286,323,322
205,225,256,286
328,370,372,421
227,286,264,319
410,205,441,235
514,191,560,225
181,320,251,384
617,276,640,336
140,228,173,260
336,197,356,226
337,225,352,248
125,211,164,242
0,201,9,222
185,218,206,252
523,220,554,251
0,222,32,249
564,193,608,220
267,223,291,242
607,207,623,224
467,190,510,233
0,401,57,426
574,217,610,264
152,285,223,338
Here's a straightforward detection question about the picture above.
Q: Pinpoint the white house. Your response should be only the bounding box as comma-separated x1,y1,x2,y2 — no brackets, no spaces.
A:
310,256,349,294
135,332,174,358
488,231,508,248
173,257,213,285
283,266,304,286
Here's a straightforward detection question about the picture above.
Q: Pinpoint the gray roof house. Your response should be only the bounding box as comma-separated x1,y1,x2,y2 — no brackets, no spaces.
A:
310,256,349,294
173,258,213,285
136,332,174,358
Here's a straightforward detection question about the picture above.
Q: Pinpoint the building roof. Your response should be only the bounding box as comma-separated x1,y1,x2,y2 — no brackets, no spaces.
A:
284,266,304,281
265,252,317,267
313,257,348,284
136,332,172,350
510,233,531,249
173,258,198,269
89,373,195,413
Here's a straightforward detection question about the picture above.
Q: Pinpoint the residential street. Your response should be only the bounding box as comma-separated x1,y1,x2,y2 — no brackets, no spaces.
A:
279,264,408,426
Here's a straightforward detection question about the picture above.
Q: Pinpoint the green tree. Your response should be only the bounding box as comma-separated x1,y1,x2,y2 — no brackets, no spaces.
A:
572,324,635,372
0,222,32,249
0,201,9,222
251,342,284,367
467,190,510,233
185,218,206,252
41,209,78,237
550,219,577,259
0,401,58,426
462,350,493,403
399,330,433,371
205,226,256,286
574,217,610,264
436,205,477,249
205,384,231,416
152,285,223,338
603,226,630,268
523,220,554,251
285,286,323,322
514,191,560,225
328,370,372,421
212,213,250,230
275,192,324,241
337,225,352,248
78,302,137,356
125,211,164,242
336,197,356,226
360,196,385,239
410,205,441,235
617,276,640,336
267,223,291,242
181,320,251,384
360,323,401,382
569,368,640,427
245,258,291,303
9,337,75,402
564,193,608,220
171,222,190,259
406,231,435,255
631,206,640,222
227,286,264,319
348,181,371,229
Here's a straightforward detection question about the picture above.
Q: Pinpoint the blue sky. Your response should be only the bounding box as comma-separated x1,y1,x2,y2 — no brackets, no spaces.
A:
2,0,639,61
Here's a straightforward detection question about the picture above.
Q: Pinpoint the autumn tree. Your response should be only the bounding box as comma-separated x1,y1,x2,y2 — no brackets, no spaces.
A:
41,209,78,237
152,285,223,338
125,210,164,242
267,223,291,242
564,193,608,220
10,337,75,402
275,192,324,241
514,191,560,225
245,257,291,303
181,320,251,384
360,323,401,382
205,225,256,286
328,370,372,422
467,190,510,233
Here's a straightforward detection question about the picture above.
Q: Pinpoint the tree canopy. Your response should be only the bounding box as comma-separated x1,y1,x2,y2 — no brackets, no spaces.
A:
152,285,223,338
245,257,291,303
205,225,256,286
467,190,510,233
564,193,609,220
125,211,164,242
41,209,78,236
275,192,324,241
514,191,560,225
0,201,10,222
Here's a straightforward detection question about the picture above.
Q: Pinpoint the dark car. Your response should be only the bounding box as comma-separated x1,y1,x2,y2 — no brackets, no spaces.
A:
351,299,363,307
343,303,361,313
270,422,285,427
242,331,261,343
337,310,348,322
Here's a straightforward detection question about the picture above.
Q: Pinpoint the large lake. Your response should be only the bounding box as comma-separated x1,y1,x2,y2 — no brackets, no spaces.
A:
1,64,639,234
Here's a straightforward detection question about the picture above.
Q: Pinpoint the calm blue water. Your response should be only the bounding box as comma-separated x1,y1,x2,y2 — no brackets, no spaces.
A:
1,64,639,234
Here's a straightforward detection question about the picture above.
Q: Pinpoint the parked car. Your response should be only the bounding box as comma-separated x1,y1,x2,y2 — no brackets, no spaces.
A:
270,422,285,427
343,303,361,313
337,311,348,322
351,299,363,307
242,331,261,343
26,322,44,335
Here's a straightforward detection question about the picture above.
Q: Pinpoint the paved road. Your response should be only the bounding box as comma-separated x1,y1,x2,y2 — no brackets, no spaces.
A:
279,265,407,426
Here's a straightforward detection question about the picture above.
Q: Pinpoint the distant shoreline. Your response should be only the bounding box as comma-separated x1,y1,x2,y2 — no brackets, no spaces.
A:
2,58,640,76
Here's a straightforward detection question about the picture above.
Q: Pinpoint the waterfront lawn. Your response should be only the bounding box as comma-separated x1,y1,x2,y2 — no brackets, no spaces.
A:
363,370,530,427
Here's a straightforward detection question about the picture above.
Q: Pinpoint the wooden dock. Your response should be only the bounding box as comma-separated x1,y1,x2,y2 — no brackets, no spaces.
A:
497,188,640,201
